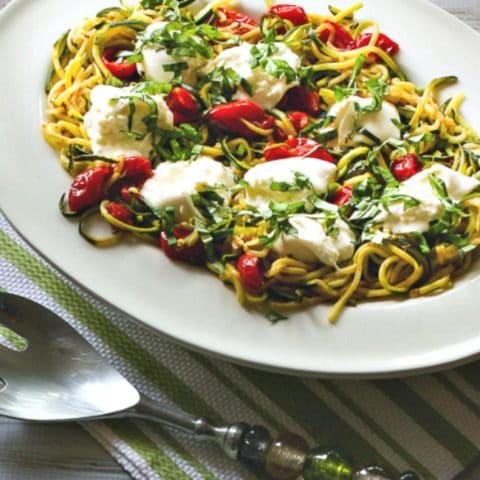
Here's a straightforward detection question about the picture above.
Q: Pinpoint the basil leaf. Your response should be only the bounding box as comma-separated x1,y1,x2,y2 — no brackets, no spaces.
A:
381,193,420,212
197,66,243,106
250,43,298,83
428,174,449,201
408,232,431,254
361,78,388,112
266,310,288,324
348,53,366,89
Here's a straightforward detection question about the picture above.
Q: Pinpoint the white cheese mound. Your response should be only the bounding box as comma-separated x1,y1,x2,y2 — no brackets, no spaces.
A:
328,95,400,147
243,157,337,210
137,22,206,85
273,214,356,267
204,42,301,109
380,163,480,234
140,155,235,221
84,85,174,158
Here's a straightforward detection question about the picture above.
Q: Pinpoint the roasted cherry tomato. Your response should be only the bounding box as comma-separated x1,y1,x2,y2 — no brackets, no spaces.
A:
236,253,264,290
355,32,400,57
391,153,422,182
113,157,152,204
278,86,320,116
106,202,134,225
165,87,201,125
264,137,335,163
67,166,113,212
122,156,153,181
119,185,140,203
274,111,309,141
206,100,275,138
212,8,258,35
318,21,354,49
331,185,353,206
266,4,309,26
102,48,137,80
287,111,309,132
160,226,205,265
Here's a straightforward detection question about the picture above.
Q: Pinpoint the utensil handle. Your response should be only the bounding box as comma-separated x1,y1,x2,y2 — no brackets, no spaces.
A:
131,394,198,433
101,396,419,480
127,395,247,459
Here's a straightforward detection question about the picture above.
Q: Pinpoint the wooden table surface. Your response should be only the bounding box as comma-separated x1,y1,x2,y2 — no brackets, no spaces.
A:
1,0,480,478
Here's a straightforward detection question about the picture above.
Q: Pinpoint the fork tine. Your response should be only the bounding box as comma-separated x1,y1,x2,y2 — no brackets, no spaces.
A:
0,293,38,339
0,292,74,343
0,345,23,377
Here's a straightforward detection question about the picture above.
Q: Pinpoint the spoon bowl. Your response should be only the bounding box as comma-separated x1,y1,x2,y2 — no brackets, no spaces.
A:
0,292,139,421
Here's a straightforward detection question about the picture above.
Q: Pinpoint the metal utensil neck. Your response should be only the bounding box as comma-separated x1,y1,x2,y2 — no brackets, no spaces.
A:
194,418,249,459
130,395,247,459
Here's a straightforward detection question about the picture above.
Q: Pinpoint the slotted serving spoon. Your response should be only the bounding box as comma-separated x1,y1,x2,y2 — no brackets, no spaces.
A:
0,291,418,480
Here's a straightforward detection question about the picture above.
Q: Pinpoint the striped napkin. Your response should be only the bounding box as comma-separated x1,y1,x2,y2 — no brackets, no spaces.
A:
1,211,480,480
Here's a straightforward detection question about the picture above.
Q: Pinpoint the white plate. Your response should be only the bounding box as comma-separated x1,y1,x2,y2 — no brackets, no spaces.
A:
1,0,480,377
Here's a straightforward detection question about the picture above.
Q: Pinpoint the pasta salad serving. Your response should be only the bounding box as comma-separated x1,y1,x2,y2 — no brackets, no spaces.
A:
42,0,480,323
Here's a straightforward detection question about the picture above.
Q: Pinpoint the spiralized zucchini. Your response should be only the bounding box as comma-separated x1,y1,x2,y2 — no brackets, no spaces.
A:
43,0,480,323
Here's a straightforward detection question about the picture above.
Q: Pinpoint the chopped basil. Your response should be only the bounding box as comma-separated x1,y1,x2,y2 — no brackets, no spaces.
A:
140,0,168,7
250,43,297,83
116,93,159,141
380,193,420,213
348,200,381,223
266,310,289,324
372,163,399,190
323,211,340,237
265,59,297,82
300,115,333,136
197,66,244,106
269,172,313,193
361,78,388,113
132,82,172,95
153,123,202,162
258,201,303,247
334,55,366,101
408,232,431,254
152,206,176,245
136,20,221,61
162,61,189,82
428,174,467,235
348,54,366,89
335,86,355,102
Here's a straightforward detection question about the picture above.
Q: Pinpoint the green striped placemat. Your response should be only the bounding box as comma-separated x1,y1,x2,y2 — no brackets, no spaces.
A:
1,212,479,480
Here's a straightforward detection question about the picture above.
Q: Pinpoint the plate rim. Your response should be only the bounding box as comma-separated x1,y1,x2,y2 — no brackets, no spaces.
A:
2,0,480,377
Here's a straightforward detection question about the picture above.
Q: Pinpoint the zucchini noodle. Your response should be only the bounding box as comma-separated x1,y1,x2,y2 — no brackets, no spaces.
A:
43,0,480,324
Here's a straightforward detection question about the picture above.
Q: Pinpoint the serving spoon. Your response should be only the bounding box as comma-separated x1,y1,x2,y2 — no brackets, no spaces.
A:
0,291,418,480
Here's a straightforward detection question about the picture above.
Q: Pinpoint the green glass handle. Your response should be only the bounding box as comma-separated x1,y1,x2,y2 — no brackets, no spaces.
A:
228,423,421,480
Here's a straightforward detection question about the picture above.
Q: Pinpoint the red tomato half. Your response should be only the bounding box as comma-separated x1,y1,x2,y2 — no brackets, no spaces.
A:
264,137,335,163
165,87,201,125
212,8,258,35
123,156,153,181
106,202,134,225
391,154,422,182
287,111,309,132
102,48,137,80
278,86,320,116
331,185,353,206
67,166,113,212
206,100,275,138
160,226,205,265
266,4,309,26
236,253,264,290
318,21,354,49
355,32,400,57
274,111,309,141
